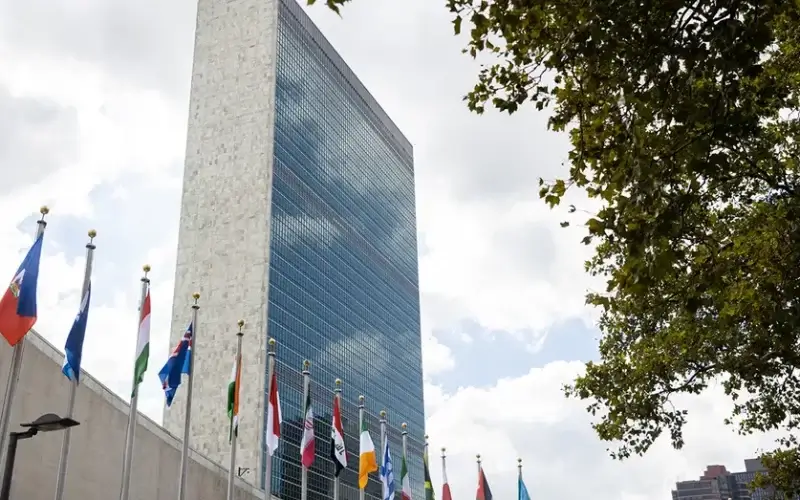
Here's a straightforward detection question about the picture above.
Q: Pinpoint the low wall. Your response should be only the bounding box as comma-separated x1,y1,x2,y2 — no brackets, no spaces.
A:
0,330,265,500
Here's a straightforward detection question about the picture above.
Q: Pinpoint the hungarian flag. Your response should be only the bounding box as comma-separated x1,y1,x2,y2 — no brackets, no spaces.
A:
329,394,347,476
400,453,412,500
423,448,435,500
265,369,281,455
441,456,452,500
0,233,43,346
476,466,493,500
300,385,315,468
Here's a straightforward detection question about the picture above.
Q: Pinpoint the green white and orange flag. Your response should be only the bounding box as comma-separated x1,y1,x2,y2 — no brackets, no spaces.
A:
358,416,378,489
227,350,242,441
132,288,150,397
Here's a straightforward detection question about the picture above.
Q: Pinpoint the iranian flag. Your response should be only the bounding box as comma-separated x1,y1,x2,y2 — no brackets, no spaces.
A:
265,370,282,455
132,289,150,397
227,351,242,441
400,453,412,500
300,385,315,468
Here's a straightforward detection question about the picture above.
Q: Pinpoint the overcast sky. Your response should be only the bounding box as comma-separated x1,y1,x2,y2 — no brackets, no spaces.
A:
0,0,784,498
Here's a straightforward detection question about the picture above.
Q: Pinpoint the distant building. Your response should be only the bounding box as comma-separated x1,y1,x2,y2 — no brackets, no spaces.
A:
671,459,786,500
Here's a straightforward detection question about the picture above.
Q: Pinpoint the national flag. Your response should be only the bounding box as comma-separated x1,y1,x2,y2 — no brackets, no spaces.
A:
329,394,347,476
441,456,452,500
0,234,44,346
380,437,395,500
423,448,435,500
265,370,282,455
358,416,378,489
476,467,493,500
518,473,530,500
400,451,412,500
131,288,151,397
62,282,92,382
300,385,315,468
227,347,242,441
157,321,192,406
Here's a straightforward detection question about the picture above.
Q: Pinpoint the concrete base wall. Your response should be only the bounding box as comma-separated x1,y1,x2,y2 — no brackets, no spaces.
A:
0,330,265,500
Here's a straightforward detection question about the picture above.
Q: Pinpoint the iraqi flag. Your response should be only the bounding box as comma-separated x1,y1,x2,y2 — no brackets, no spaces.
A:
329,394,347,476
300,385,315,468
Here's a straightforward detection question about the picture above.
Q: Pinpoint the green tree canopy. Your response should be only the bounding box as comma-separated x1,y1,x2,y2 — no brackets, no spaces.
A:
309,0,800,494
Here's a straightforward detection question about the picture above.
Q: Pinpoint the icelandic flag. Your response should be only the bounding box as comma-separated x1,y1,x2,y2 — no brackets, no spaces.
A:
380,437,395,500
158,321,192,406
0,234,44,346
62,282,92,382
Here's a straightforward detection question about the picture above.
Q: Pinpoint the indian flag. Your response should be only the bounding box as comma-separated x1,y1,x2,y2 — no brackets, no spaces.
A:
358,416,378,489
227,351,242,441
400,452,412,500
132,289,150,397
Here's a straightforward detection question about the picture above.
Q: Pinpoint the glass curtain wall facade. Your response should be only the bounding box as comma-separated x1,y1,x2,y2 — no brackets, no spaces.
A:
262,2,425,500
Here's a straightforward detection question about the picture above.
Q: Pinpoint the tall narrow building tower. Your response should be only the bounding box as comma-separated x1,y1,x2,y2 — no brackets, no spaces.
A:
164,2,426,500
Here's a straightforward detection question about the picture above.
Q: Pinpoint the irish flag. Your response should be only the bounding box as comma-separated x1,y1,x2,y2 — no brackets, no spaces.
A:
300,386,315,468
132,289,150,397
265,370,282,455
400,452,412,500
227,351,242,441
358,416,378,489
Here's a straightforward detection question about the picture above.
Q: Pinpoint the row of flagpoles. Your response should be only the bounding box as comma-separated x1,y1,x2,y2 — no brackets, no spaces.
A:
0,208,535,500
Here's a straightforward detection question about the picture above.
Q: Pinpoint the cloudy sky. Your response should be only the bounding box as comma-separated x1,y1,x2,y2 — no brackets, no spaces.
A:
0,0,784,498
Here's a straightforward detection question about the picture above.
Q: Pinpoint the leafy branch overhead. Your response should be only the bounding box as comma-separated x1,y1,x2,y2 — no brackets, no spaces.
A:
307,0,800,494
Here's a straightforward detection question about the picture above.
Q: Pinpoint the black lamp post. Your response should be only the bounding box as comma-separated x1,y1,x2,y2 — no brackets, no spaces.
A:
0,413,79,500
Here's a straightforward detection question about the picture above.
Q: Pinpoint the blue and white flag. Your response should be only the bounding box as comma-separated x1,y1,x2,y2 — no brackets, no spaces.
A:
158,321,193,406
380,437,395,500
62,282,92,382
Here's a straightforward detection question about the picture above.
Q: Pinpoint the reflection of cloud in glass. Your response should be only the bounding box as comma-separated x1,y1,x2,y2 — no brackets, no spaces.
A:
273,213,341,248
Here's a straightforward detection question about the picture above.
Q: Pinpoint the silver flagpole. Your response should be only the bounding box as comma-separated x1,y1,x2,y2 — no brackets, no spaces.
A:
177,293,200,500
517,457,522,480
53,229,97,500
358,396,366,500
226,320,245,500
441,448,447,489
264,338,276,500
0,206,49,471
119,264,151,500
476,453,481,476
300,360,311,500
332,379,342,500
401,423,408,500
379,410,387,500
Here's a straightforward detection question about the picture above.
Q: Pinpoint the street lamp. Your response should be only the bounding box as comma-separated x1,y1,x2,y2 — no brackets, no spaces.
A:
0,413,79,500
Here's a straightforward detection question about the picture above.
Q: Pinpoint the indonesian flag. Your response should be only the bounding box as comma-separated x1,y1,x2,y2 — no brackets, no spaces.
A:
265,370,281,455
441,457,452,500
300,385,315,468
329,394,347,476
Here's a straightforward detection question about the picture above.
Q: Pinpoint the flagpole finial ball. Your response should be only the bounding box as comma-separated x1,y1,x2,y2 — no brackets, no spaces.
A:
476,454,481,461
425,434,429,440
143,264,151,273
238,319,245,328
359,395,365,403
401,422,407,430
441,447,446,454
39,206,49,215
335,378,342,386
268,338,276,346
193,292,201,300
303,359,310,369
88,229,97,238
518,458,522,465
380,410,387,417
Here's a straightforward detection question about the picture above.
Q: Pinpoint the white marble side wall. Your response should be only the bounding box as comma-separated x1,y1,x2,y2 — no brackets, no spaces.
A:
165,0,281,488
